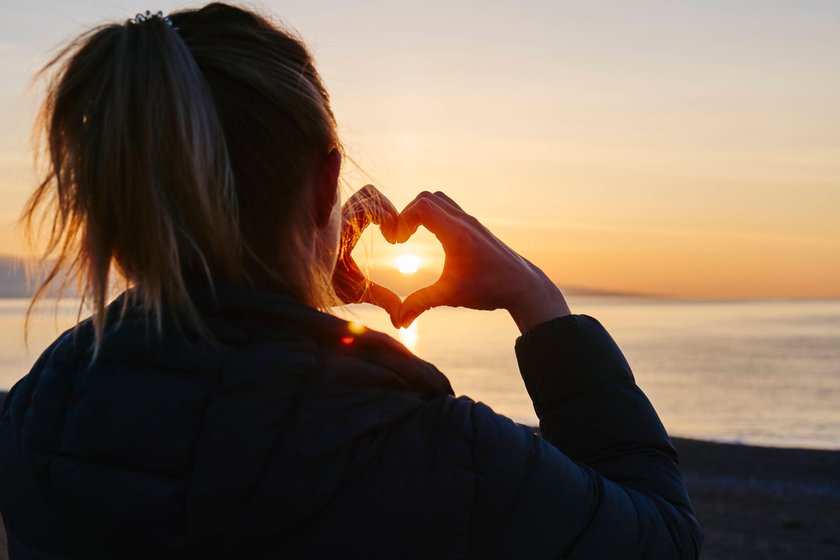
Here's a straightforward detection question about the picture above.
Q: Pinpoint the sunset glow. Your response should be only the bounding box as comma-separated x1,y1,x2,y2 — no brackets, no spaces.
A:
0,1,838,299
395,254,422,275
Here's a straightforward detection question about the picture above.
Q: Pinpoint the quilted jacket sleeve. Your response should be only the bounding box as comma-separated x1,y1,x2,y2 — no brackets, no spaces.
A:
467,314,702,559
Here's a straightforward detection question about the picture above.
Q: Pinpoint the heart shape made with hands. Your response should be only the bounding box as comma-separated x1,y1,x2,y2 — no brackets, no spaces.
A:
351,225,445,301
335,187,476,330
337,187,569,334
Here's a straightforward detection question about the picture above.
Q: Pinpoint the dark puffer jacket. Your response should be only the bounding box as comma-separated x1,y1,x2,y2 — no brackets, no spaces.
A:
0,282,701,558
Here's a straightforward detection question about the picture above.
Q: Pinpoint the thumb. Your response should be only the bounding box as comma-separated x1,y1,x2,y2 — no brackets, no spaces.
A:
399,283,446,328
364,282,402,328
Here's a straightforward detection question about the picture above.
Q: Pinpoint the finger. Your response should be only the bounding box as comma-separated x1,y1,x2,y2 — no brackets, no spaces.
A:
347,185,399,239
341,185,400,256
332,256,366,304
374,201,400,244
333,257,403,326
398,283,446,328
363,282,403,328
361,186,400,242
395,192,459,244
433,191,464,212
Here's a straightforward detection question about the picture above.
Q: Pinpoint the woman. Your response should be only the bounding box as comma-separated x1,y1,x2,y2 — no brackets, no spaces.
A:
0,4,701,558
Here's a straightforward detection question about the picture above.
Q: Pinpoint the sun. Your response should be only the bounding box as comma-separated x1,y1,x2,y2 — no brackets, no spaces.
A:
395,254,422,275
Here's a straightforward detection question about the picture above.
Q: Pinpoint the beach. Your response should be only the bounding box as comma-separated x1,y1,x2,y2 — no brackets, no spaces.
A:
0,386,837,558
672,437,840,559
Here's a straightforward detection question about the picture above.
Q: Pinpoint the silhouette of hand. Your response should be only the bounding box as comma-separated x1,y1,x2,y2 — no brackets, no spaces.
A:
395,191,571,332
332,185,402,327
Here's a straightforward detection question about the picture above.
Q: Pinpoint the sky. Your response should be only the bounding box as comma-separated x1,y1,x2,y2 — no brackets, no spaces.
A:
0,0,838,299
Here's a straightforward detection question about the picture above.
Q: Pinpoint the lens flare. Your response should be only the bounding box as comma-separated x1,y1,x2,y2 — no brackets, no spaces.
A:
347,321,366,335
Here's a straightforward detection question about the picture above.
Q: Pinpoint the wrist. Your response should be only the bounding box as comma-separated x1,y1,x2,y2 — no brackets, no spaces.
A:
506,271,571,334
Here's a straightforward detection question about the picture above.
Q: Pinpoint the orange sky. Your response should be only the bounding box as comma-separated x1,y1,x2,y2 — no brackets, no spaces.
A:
1,1,838,299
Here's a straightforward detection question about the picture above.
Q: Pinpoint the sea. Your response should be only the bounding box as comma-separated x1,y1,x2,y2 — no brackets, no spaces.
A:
2,296,839,450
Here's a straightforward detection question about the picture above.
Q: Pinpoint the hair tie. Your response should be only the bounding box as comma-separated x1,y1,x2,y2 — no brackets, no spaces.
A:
126,10,174,28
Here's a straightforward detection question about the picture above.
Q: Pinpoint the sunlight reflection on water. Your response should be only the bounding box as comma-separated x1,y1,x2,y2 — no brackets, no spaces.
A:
3,296,840,449
397,321,419,352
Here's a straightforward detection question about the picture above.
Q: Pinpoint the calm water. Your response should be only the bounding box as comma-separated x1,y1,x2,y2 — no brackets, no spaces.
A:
2,297,839,450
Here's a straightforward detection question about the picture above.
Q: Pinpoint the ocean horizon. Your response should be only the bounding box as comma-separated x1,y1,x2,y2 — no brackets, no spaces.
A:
2,295,839,451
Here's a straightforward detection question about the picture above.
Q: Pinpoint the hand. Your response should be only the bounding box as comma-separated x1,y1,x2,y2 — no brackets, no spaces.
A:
395,191,571,333
332,185,402,327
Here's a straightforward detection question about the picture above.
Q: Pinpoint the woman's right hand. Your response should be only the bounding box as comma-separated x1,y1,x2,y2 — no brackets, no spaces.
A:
333,185,402,328
395,191,571,333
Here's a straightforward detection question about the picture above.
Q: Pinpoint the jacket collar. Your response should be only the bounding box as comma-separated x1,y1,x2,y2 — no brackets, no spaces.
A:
187,280,455,400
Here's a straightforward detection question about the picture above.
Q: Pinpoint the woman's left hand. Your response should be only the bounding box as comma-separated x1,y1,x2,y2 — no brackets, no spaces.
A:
332,185,402,327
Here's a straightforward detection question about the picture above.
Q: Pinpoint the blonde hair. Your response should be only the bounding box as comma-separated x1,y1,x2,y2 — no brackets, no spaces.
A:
22,3,342,353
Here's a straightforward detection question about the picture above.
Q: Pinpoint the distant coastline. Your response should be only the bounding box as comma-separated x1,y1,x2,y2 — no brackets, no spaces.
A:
0,255,636,299
0,257,38,298
350,264,653,299
2,255,836,302
0,256,74,298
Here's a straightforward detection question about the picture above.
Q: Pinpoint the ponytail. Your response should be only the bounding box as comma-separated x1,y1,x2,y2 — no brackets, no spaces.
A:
23,14,244,353
24,3,344,356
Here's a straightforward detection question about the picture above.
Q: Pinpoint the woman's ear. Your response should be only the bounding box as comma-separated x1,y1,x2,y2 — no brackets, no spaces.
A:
313,149,342,229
